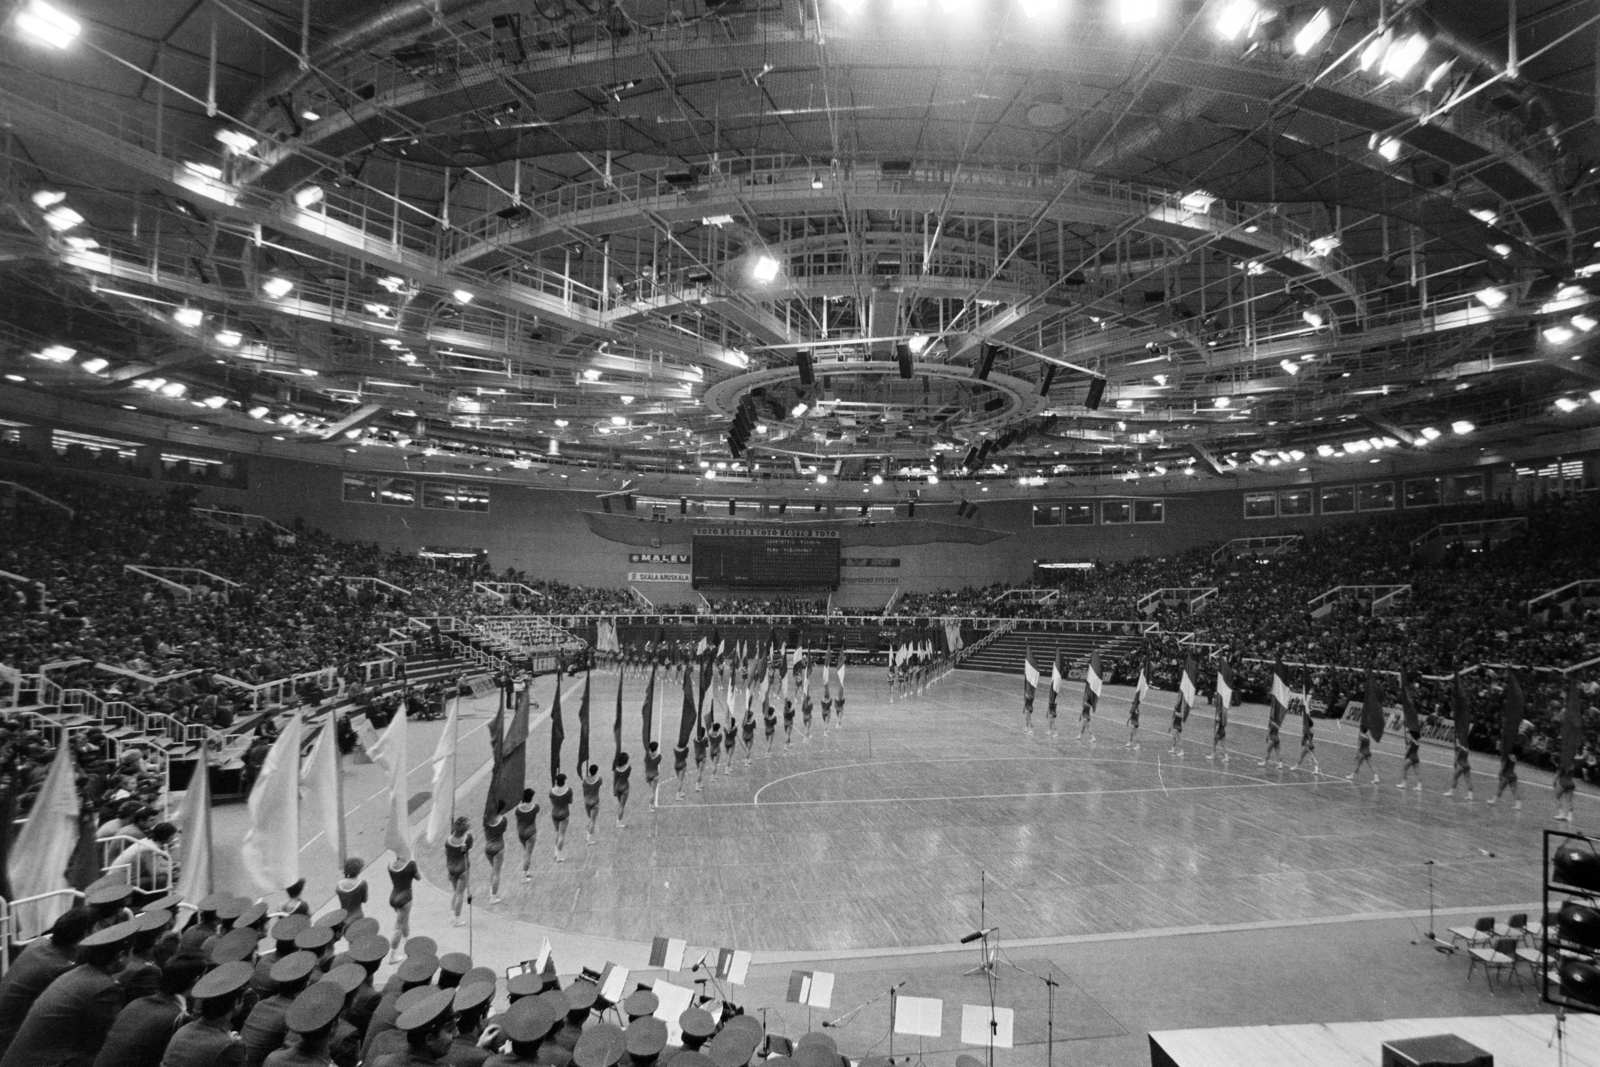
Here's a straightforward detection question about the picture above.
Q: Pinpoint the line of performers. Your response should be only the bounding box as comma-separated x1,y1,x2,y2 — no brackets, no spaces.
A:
1021,649,1585,823
480,641,854,877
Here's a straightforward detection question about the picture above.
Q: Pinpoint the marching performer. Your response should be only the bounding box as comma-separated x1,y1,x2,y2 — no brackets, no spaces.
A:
1125,662,1147,749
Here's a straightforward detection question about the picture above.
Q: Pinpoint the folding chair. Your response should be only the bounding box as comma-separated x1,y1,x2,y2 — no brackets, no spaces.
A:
1494,912,1530,944
1448,916,1495,950
1467,937,1523,990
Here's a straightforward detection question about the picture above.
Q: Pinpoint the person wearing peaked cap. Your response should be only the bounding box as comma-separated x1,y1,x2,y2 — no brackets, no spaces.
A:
179,895,229,957
485,997,556,1067
253,916,308,1001
363,957,437,1059
319,968,366,1067
237,903,270,933
345,918,381,944
312,909,348,936
547,985,591,1057
373,988,457,1067
464,968,497,990
365,988,434,1063
215,898,249,925
86,882,136,914
446,984,496,1067
94,955,206,1067
438,954,472,991
163,961,252,1067
342,938,386,1039
115,910,174,1005
138,894,183,916
677,1008,715,1051
0,907,95,1060
242,953,317,1067
504,974,541,1004
624,1016,667,1067
295,926,335,962
621,991,656,1022
573,1024,626,1067
0,920,135,1067
210,928,260,967
262,984,344,1067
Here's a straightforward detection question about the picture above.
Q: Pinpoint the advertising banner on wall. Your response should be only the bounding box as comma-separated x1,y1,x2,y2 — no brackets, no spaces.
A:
629,553,691,564
629,571,692,582
842,557,901,568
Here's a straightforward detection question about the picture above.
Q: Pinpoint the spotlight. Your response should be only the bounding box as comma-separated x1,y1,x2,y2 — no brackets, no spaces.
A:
79,357,107,374
927,474,939,485
1119,0,1158,25
214,129,258,155
34,345,74,362
15,1,80,49
1422,57,1456,92
1418,426,1441,441
215,329,242,347
1382,33,1428,79
1474,287,1507,308
583,369,602,381
871,474,883,485
1214,0,1258,39
1544,325,1575,345
1213,396,1231,409
261,277,294,298
752,255,780,283
293,185,324,208
791,401,809,418
453,289,474,304
173,307,204,328
1302,310,1324,328
1280,359,1300,375
1292,7,1330,54
1376,137,1401,162
816,474,828,484
1316,444,1336,457
1360,30,1391,71
42,205,83,231
1451,420,1475,435
1574,314,1597,332
30,190,65,209
1555,397,1580,413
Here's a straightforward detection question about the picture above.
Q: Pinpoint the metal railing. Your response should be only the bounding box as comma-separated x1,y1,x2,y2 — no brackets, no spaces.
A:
191,506,293,536
1306,584,1413,618
213,666,339,712
0,480,74,516
1211,535,1303,563
1137,588,1219,615
473,581,545,602
123,564,239,599
1527,578,1600,614
1410,517,1529,551
342,576,412,597
2,888,85,955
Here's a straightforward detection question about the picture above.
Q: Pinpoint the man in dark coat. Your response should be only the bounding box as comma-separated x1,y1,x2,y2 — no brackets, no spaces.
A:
0,919,134,1067
162,961,250,1067
0,907,95,1058
93,955,206,1067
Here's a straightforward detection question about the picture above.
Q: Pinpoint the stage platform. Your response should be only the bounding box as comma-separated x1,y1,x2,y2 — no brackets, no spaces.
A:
1150,1012,1600,1067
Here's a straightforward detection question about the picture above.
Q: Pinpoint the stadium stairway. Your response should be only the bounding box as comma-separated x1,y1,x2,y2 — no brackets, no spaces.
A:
958,628,1146,676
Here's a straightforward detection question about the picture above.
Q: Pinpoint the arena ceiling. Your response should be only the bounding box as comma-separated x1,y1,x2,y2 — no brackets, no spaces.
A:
1,0,1599,492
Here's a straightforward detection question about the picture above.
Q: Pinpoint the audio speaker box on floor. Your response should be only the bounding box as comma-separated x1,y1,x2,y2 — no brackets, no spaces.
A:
1543,828,1600,1014
1380,1034,1492,1067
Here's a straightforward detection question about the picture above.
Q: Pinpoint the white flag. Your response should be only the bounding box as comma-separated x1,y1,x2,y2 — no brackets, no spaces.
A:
425,698,459,846
242,712,303,895
8,744,79,936
368,706,412,861
176,748,214,907
300,719,344,861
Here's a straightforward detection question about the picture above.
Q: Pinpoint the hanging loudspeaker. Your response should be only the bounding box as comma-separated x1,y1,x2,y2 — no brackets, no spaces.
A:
1085,376,1106,410
797,350,815,386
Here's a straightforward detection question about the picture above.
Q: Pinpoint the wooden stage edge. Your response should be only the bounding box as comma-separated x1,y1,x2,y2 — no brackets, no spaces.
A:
1149,1013,1600,1067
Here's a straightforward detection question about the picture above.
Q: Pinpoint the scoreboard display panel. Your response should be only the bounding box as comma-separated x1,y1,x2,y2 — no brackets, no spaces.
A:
691,534,841,590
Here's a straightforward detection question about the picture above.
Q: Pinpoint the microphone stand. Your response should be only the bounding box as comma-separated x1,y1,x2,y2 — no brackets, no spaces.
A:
963,871,999,979
996,954,1056,1067
819,981,905,1056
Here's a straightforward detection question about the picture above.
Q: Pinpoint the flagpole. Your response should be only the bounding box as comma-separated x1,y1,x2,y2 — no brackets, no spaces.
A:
449,694,460,825
333,717,348,864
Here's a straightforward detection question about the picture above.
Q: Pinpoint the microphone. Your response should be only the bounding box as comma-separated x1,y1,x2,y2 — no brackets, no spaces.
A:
821,1021,837,1028
959,928,994,944
1424,860,1435,865
891,981,907,990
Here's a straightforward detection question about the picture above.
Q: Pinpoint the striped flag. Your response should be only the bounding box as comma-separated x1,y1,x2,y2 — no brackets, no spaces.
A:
1129,665,1149,721
1215,662,1233,710
1269,660,1292,724
1082,651,1103,716
1177,656,1198,721
1049,649,1062,715
1023,645,1040,712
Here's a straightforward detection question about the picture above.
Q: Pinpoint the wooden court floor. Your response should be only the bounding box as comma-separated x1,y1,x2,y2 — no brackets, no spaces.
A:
420,670,1555,954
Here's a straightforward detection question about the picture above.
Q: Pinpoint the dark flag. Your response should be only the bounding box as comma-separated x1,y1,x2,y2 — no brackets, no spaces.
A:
676,664,696,751
613,668,625,760
491,679,530,812
640,664,657,749
1560,678,1583,771
1361,668,1386,743
549,677,565,782
577,671,592,771
1500,669,1524,759
1451,668,1470,743
1269,659,1292,725
1399,668,1420,734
